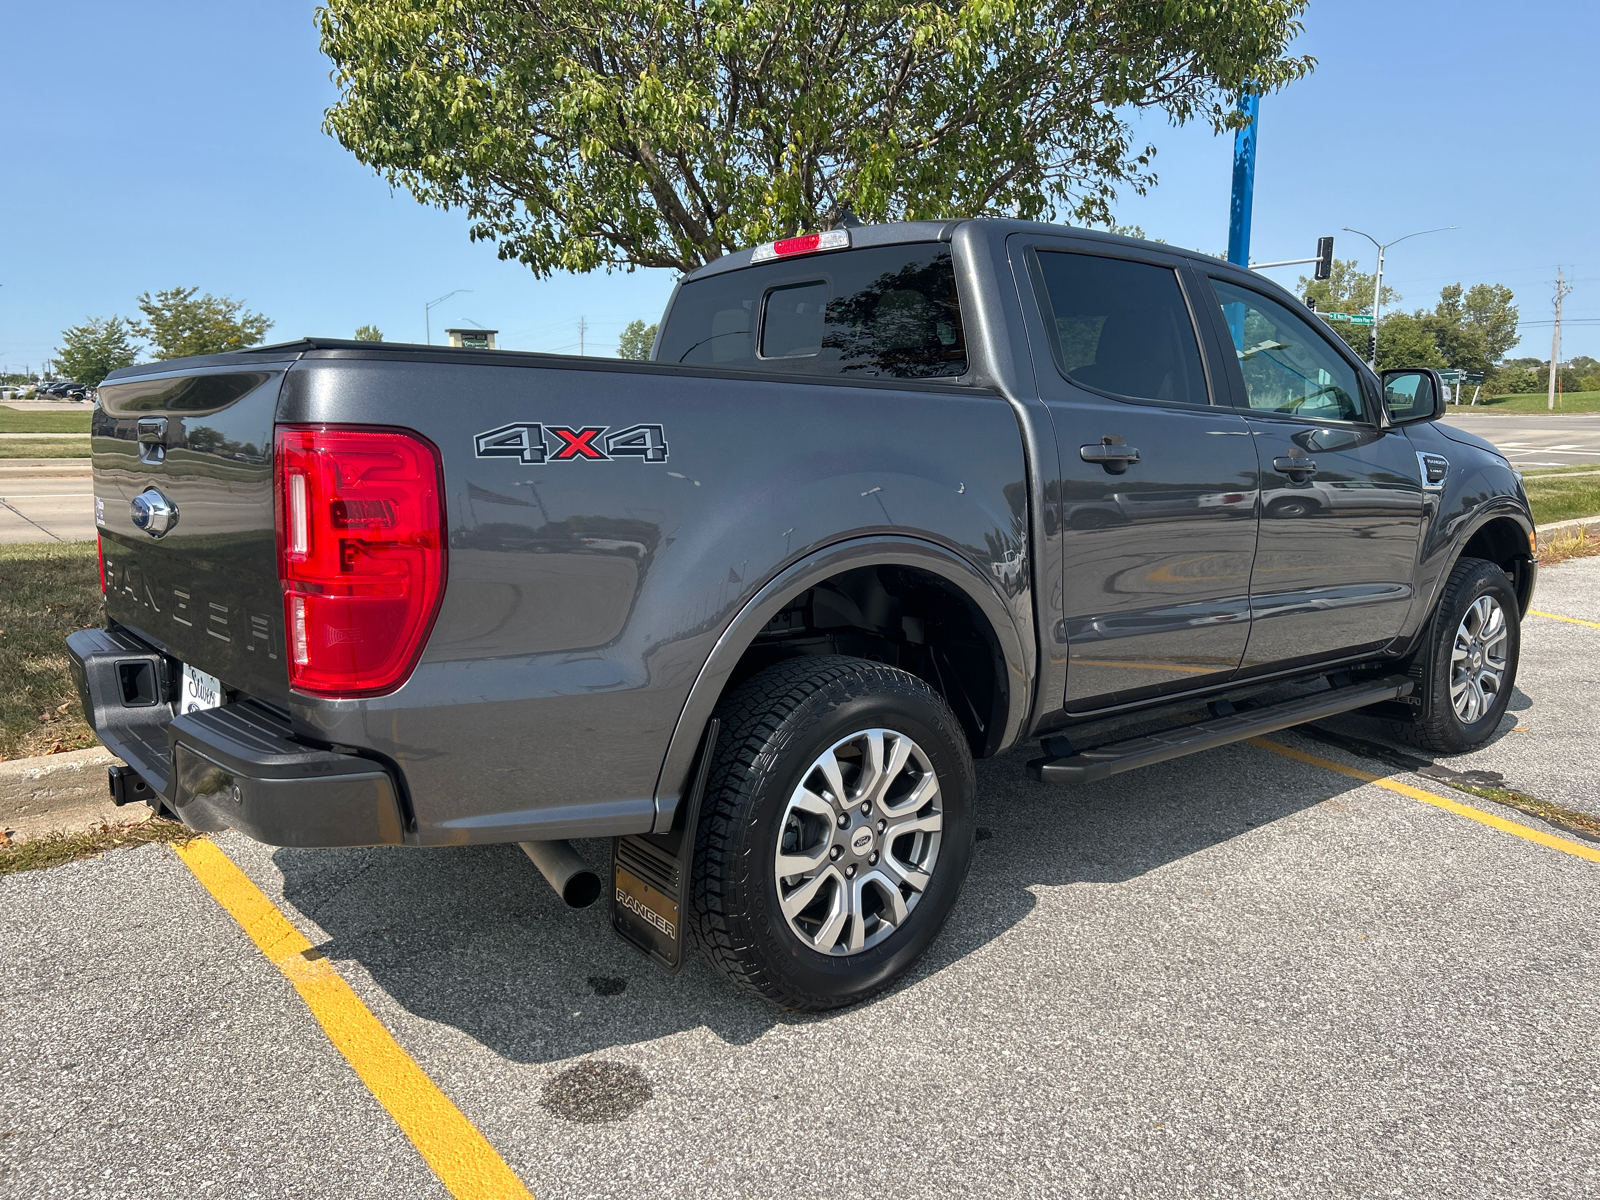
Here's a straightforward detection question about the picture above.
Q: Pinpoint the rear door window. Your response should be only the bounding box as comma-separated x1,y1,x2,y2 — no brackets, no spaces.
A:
657,244,967,379
1033,251,1210,405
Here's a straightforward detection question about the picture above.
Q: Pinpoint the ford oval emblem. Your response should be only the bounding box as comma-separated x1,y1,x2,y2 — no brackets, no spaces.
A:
130,488,179,538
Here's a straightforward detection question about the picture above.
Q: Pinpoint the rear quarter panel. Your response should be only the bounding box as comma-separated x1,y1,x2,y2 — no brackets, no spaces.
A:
278,356,1030,845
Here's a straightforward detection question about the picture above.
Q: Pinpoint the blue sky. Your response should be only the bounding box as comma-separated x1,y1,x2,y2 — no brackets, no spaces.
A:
2,0,1595,373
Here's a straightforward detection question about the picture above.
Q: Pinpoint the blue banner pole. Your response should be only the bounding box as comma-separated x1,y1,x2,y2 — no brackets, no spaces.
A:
1226,90,1259,268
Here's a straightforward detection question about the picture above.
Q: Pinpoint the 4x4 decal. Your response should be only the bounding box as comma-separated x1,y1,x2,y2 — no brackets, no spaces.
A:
474,422,669,464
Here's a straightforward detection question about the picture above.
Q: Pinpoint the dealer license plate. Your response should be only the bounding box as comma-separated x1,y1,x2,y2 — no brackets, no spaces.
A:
179,664,224,714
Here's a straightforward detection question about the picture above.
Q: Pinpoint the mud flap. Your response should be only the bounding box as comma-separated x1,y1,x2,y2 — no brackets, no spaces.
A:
609,718,720,973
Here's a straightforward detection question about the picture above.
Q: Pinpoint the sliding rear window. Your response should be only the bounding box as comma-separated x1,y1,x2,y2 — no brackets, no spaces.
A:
657,244,967,380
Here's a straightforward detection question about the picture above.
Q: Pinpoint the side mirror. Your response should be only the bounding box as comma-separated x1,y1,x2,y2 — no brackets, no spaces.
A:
1381,368,1446,425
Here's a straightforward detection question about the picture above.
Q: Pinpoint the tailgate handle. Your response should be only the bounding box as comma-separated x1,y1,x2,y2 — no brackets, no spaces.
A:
136,417,168,464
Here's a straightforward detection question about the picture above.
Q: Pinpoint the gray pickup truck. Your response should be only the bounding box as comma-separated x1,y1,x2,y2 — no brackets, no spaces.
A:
70,220,1535,1010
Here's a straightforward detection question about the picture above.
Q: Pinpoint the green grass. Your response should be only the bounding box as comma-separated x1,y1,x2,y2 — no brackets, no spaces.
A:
1523,474,1600,525
0,405,92,433
0,818,195,874
0,542,101,760
0,439,90,459
1522,465,1600,477
1462,390,1600,415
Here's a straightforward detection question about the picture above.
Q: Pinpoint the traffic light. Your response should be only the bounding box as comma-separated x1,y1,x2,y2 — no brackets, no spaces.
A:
1367,331,1377,363
1304,296,1318,312
1315,236,1335,281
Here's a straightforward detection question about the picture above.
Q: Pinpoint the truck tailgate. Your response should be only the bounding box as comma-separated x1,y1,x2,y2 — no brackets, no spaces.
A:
94,367,291,707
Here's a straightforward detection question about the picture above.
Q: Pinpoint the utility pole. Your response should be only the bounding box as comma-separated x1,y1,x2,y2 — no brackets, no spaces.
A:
1343,225,1456,368
1548,268,1572,411
578,316,588,357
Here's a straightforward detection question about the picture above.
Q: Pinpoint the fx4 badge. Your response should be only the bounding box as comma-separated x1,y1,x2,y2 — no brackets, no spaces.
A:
474,422,668,464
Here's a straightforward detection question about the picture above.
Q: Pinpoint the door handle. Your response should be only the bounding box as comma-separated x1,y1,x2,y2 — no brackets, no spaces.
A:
1272,455,1317,479
1080,441,1140,475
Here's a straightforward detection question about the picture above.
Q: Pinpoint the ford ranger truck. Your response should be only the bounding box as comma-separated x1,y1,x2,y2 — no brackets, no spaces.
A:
70,220,1536,1011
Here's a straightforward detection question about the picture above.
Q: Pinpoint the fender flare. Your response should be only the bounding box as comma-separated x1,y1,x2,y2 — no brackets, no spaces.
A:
650,534,1033,831
1404,500,1536,659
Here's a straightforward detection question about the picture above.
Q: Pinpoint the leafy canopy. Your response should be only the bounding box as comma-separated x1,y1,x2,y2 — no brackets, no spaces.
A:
318,0,1312,275
53,316,138,387
617,319,658,359
133,287,274,360
354,323,385,341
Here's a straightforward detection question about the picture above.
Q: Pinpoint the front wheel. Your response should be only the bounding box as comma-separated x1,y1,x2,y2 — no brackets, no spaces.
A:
691,655,975,1011
1383,557,1521,753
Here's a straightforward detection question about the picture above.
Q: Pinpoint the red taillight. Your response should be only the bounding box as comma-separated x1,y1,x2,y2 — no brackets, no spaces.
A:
750,229,850,263
97,534,106,593
274,425,446,697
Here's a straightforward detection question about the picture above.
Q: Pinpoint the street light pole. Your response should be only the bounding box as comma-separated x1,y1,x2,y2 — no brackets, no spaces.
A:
1342,225,1456,368
424,289,471,345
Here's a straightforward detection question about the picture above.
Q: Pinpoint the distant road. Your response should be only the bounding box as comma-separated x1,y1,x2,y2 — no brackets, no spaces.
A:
1441,412,1600,468
0,460,94,544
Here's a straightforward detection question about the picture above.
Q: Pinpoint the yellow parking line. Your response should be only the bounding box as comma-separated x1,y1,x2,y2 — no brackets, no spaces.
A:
1529,608,1600,630
175,838,534,1200
1247,737,1600,865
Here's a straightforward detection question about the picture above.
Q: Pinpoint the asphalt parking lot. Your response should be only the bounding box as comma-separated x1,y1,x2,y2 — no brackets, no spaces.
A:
4,564,1597,1198
1443,412,1600,469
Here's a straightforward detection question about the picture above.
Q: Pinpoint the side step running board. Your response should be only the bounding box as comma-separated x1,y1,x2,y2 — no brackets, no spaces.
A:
1027,676,1414,785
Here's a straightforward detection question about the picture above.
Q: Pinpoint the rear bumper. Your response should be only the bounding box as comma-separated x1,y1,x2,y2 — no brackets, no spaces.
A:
66,626,405,847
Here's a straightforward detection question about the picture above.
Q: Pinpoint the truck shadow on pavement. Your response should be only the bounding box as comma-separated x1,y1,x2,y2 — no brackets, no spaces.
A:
271,741,1344,1066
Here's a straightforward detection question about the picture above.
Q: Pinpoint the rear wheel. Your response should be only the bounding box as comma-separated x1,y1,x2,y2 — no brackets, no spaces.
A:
691,655,975,1011
1383,557,1520,753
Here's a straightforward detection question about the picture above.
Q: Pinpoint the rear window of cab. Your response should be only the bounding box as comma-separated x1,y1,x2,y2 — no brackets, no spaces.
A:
656,243,967,380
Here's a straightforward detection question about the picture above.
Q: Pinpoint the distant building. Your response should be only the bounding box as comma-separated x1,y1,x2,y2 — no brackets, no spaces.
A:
446,328,498,350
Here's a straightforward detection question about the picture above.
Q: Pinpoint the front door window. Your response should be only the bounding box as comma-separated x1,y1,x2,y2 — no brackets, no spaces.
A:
1211,279,1366,423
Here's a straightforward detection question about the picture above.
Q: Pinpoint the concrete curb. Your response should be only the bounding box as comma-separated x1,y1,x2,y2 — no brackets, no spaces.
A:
0,747,142,842
0,459,91,476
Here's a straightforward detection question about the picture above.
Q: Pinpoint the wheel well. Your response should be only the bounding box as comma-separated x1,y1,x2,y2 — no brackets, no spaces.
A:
723,564,1008,757
1460,517,1535,613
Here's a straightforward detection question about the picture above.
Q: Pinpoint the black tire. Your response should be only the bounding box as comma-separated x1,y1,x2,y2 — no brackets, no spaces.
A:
691,655,976,1012
1382,556,1521,753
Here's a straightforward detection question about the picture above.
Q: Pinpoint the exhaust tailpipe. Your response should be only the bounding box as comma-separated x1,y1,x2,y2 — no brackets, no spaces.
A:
519,840,602,909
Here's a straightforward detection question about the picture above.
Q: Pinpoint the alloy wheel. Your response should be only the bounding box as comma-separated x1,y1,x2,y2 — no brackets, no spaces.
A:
1450,594,1508,723
773,728,943,956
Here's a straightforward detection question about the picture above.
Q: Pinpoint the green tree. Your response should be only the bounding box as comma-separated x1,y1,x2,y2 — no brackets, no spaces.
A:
617,320,658,360
1456,283,1519,363
53,316,139,387
319,0,1312,276
1487,366,1539,396
354,324,384,341
1300,258,1399,353
132,287,274,359
1374,312,1446,371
